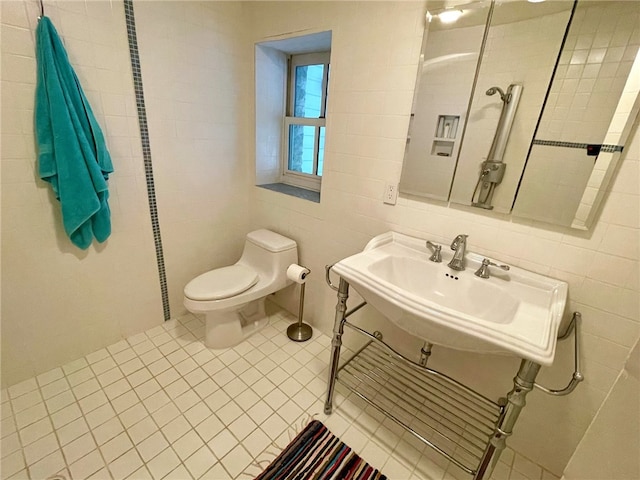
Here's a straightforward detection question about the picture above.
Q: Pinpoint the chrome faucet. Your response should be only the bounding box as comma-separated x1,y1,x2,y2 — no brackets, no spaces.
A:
448,234,468,271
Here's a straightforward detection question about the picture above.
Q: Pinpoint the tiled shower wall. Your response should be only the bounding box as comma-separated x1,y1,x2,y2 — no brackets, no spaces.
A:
563,340,639,479
247,2,639,475
0,0,250,386
537,1,640,144
1,0,164,385
132,1,251,318
514,1,640,228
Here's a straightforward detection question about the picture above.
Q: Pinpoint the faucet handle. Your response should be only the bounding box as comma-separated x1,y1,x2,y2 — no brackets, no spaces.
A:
474,258,510,278
426,241,442,263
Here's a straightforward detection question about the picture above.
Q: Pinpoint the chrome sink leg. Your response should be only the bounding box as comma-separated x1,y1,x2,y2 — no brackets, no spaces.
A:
475,360,541,479
324,277,350,414
419,342,433,367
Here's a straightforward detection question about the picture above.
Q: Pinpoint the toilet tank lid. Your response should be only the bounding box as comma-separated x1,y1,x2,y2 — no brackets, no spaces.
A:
247,229,296,252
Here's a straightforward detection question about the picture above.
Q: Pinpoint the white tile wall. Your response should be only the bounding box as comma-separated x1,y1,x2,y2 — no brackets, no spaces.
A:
246,2,639,476
1,0,163,387
133,1,251,316
401,22,484,200
538,2,640,144
563,340,639,480
513,145,593,226
1,0,252,387
578,42,640,229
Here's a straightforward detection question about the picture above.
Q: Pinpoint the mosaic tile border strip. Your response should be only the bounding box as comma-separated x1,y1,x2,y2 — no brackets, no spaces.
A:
533,139,624,153
123,0,170,321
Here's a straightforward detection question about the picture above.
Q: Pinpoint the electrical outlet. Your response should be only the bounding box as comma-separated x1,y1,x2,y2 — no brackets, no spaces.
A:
383,183,398,205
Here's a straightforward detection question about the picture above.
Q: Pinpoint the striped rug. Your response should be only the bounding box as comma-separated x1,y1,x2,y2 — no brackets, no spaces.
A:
255,420,388,480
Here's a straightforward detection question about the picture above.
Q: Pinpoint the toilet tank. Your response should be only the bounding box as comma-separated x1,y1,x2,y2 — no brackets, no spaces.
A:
238,230,298,286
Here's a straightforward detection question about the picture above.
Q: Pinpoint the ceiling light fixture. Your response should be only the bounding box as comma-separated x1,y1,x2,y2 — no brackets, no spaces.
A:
438,9,464,23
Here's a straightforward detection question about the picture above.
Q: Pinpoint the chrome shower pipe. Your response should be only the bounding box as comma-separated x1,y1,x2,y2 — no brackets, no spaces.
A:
486,83,523,163
472,83,523,209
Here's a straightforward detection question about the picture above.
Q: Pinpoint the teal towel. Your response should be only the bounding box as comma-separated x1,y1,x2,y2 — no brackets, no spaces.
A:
35,17,114,250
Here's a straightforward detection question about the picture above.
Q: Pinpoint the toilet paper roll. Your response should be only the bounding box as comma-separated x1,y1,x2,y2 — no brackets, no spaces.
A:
287,264,310,284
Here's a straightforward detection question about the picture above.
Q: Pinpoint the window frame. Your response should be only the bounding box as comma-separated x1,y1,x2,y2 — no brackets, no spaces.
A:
281,51,330,191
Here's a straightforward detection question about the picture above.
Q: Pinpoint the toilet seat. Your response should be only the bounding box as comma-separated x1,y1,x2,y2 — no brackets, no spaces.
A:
184,265,259,301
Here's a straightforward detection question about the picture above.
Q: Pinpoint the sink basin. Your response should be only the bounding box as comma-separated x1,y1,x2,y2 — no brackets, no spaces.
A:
332,232,568,366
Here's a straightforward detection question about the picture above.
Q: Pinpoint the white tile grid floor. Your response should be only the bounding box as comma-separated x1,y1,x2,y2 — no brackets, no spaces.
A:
0,309,559,480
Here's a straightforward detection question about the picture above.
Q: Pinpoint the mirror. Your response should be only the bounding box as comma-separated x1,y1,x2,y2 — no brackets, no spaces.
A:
401,1,492,201
512,1,640,229
400,0,640,230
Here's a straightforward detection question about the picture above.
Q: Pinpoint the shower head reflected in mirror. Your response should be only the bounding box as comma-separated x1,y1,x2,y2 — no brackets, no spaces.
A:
486,86,511,103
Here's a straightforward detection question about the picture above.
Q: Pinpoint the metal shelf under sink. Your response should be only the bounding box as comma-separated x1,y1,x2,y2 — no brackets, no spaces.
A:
337,339,503,476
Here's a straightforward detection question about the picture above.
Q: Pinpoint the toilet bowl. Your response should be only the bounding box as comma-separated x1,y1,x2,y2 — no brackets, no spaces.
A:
184,229,298,349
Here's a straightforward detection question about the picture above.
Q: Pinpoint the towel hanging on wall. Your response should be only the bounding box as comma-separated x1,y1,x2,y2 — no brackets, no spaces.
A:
35,16,114,250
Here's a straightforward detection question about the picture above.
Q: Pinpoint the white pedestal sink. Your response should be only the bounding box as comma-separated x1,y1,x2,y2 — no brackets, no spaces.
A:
331,231,568,366
323,232,575,480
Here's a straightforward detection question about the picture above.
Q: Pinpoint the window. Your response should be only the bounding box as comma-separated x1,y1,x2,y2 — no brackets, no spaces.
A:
255,31,331,202
283,52,330,191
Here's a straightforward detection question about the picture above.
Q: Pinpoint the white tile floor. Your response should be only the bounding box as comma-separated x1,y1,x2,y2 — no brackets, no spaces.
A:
1,308,559,480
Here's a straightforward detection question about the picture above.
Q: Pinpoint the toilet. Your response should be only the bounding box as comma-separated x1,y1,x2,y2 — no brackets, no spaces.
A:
183,229,298,349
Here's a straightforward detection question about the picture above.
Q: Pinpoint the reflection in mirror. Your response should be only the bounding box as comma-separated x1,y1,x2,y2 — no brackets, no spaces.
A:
447,1,573,212
400,0,573,209
400,0,640,231
400,1,491,201
469,83,523,209
512,1,640,229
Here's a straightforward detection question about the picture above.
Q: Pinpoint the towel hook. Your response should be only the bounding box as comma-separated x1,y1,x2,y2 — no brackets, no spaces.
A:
38,0,45,19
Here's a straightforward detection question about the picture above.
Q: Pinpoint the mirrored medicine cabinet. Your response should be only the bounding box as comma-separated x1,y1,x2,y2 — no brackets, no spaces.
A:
400,0,640,230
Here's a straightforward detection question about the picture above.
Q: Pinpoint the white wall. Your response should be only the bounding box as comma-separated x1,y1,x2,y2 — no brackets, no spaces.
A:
246,2,639,475
255,44,287,186
401,23,484,200
1,0,163,386
133,1,250,316
0,0,250,387
537,2,640,145
563,340,640,480
515,1,640,229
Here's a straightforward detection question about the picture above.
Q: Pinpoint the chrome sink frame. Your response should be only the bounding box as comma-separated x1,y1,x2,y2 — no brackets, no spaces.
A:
324,267,583,479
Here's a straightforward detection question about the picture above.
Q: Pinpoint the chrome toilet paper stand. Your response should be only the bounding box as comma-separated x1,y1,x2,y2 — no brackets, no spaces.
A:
287,267,312,342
